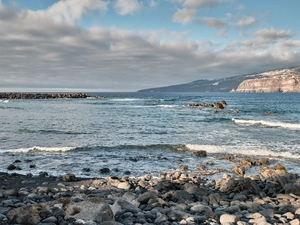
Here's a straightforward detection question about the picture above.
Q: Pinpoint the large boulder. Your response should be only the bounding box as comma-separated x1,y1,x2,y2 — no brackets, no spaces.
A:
215,174,259,194
7,197,114,225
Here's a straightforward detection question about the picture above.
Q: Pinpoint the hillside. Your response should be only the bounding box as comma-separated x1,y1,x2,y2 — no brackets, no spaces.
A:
138,66,300,92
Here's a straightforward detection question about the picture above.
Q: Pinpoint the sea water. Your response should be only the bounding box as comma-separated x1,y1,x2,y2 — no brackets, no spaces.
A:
0,92,300,179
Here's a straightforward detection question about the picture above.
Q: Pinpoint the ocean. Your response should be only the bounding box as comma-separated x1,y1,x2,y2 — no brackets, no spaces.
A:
0,92,300,180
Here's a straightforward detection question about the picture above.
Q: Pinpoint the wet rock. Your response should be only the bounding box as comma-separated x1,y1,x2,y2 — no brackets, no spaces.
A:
232,165,245,176
178,165,188,171
7,164,17,170
62,173,77,182
193,150,207,157
259,163,287,179
100,168,110,174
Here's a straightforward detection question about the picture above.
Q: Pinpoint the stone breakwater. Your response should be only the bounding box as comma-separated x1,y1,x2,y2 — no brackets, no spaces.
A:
0,93,91,100
2,154,300,225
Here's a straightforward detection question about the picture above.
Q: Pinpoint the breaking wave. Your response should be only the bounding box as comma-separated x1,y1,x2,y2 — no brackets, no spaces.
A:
232,118,300,130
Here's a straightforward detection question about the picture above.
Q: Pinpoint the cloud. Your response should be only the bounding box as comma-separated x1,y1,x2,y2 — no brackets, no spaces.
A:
202,17,227,28
255,28,293,40
172,0,223,25
235,16,256,28
38,0,109,23
114,0,141,15
218,28,227,37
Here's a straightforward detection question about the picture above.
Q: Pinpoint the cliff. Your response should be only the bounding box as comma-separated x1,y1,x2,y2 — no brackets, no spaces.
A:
236,67,300,92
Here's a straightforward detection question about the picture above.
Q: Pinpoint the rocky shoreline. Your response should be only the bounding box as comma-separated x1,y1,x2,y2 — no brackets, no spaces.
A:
1,154,300,225
0,93,91,100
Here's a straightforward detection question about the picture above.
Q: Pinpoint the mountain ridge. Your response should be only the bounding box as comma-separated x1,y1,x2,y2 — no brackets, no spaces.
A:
138,66,300,92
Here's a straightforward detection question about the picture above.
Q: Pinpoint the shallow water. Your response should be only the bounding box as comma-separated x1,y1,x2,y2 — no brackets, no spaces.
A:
0,92,300,178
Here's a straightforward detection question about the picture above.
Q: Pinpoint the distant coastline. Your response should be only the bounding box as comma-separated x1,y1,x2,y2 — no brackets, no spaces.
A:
0,92,91,100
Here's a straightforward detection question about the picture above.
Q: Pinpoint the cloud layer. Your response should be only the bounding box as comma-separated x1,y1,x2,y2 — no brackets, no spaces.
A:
0,0,299,91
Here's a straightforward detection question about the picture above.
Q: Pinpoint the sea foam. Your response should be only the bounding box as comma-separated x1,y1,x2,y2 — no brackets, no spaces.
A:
1,146,76,154
185,144,300,159
232,118,300,130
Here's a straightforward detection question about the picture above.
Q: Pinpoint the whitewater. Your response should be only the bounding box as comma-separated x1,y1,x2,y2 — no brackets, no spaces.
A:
0,92,300,179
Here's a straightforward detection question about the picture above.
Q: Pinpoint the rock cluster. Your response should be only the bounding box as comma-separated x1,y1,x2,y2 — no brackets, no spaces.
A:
186,100,227,109
1,157,300,225
0,93,91,100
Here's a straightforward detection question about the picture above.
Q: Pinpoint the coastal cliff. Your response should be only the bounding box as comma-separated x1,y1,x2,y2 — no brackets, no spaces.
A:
236,76,300,92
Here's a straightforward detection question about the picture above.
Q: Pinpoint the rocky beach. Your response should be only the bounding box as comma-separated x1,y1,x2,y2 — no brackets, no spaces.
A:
1,153,300,225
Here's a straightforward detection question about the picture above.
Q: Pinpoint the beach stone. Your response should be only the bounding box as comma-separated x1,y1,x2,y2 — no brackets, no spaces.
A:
290,219,300,225
117,181,131,190
215,174,259,194
42,216,58,223
137,190,157,204
111,198,141,214
208,193,221,206
259,163,287,179
190,204,215,218
219,214,238,224
65,197,114,223
2,189,18,196
62,173,77,182
170,171,182,180
172,190,192,203
154,213,168,223
232,165,245,176
0,213,6,221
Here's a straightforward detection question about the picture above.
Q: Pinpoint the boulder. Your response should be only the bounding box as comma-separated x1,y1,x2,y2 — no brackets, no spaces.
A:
259,163,287,180
219,214,238,224
215,174,259,194
62,173,77,182
232,165,245,176
193,150,207,157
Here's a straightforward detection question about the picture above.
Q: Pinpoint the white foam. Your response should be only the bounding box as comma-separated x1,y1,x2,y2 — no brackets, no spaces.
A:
1,146,76,153
185,144,300,159
110,98,142,102
232,118,300,130
158,105,177,108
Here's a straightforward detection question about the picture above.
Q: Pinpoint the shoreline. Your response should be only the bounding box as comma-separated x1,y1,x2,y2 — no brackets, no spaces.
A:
1,158,300,225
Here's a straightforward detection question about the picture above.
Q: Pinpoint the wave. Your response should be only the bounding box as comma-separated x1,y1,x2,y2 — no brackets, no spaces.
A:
186,144,300,159
232,118,300,130
18,129,92,135
1,146,76,153
3,143,299,160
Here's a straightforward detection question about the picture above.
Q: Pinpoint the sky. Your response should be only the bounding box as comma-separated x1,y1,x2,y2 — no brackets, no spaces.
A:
0,0,300,92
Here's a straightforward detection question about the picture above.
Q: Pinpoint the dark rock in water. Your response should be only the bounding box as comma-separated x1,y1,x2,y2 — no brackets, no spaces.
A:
124,171,131,175
100,168,110,174
62,173,77,182
14,160,21,163
83,168,91,172
214,102,224,109
29,164,36,168
193,150,207,157
7,164,17,170
178,165,188,171
38,172,49,177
